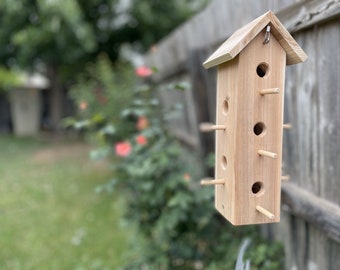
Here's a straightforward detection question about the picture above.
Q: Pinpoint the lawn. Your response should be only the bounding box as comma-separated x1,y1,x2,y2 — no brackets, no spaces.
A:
0,135,136,270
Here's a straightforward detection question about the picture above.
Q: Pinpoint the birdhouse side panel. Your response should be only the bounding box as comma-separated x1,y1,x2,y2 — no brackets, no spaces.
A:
215,58,239,222
233,30,286,225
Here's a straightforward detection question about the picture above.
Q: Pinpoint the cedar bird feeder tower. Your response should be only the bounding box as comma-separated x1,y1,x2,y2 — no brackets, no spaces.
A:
200,11,307,225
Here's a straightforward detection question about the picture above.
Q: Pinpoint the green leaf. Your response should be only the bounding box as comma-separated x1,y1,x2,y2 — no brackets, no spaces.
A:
99,124,116,135
90,113,105,124
174,81,190,91
95,179,117,194
62,117,76,128
0,67,22,90
90,147,110,160
167,192,192,209
74,120,90,129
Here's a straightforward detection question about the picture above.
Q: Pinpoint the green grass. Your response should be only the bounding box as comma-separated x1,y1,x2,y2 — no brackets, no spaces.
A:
0,135,136,270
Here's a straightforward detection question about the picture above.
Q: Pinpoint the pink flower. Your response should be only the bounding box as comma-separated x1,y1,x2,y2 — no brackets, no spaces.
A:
136,116,149,130
136,135,147,146
115,141,132,157
183,173,191,182
79,101,88,110
135,66,153,78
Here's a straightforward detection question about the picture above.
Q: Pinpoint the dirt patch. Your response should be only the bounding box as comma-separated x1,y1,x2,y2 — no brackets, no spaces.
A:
30,143,92,164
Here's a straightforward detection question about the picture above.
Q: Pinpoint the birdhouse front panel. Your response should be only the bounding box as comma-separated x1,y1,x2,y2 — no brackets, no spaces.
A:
214,29,286,225
235,29,286,225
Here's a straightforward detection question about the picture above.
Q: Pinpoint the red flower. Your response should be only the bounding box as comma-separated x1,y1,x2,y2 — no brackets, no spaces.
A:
135,66,153,78
136,135,147,146
136,116,149,130
115,141,132,157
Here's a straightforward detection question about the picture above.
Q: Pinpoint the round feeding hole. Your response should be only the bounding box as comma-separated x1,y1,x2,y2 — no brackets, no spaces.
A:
253,122,266,136
223,99,229,115
256,63,269,78
221,155,227,170
252,182,264,195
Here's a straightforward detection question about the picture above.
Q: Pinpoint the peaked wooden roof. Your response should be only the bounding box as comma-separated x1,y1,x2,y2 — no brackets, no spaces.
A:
203,11,307,69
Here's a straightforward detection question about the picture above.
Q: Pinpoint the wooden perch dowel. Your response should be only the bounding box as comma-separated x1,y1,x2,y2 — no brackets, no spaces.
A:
281,175,290,181
200,179,225,185
211,125,226,130
259,88,280,95
199,122,226,132
258,150,277,159
256,206,275,219
283,123,292,129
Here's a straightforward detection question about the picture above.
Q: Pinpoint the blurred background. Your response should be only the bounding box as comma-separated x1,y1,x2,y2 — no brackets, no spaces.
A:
1,0,340,269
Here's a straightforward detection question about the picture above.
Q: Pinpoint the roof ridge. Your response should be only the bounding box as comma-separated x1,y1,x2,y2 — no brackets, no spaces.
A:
203,11,307,68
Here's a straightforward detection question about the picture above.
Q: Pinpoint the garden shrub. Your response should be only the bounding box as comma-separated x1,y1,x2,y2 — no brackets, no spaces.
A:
65,54,136,142
68,60,284,269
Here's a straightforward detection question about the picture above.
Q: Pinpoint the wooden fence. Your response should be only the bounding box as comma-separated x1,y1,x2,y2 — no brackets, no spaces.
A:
146,0,340,269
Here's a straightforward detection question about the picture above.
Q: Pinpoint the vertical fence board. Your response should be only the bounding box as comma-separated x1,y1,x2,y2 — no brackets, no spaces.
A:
157,74,200,149
316,20,340,206
284,27,319,193
188,49,217,159
330,240,340,270
280,18,340,270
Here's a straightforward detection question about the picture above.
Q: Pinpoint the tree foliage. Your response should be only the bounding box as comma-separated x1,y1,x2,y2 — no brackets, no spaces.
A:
128,0,210,51
0,0,96,73
0,0,209,72
0,67,21,90
0,0,209,128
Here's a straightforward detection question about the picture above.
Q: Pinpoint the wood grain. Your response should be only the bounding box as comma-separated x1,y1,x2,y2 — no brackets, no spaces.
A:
281,181,340,243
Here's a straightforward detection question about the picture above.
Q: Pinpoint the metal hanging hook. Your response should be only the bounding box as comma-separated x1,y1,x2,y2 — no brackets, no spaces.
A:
263,25,271,44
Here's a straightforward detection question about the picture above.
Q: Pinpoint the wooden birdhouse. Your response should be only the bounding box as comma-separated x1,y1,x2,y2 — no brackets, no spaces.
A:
200,11,307,225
